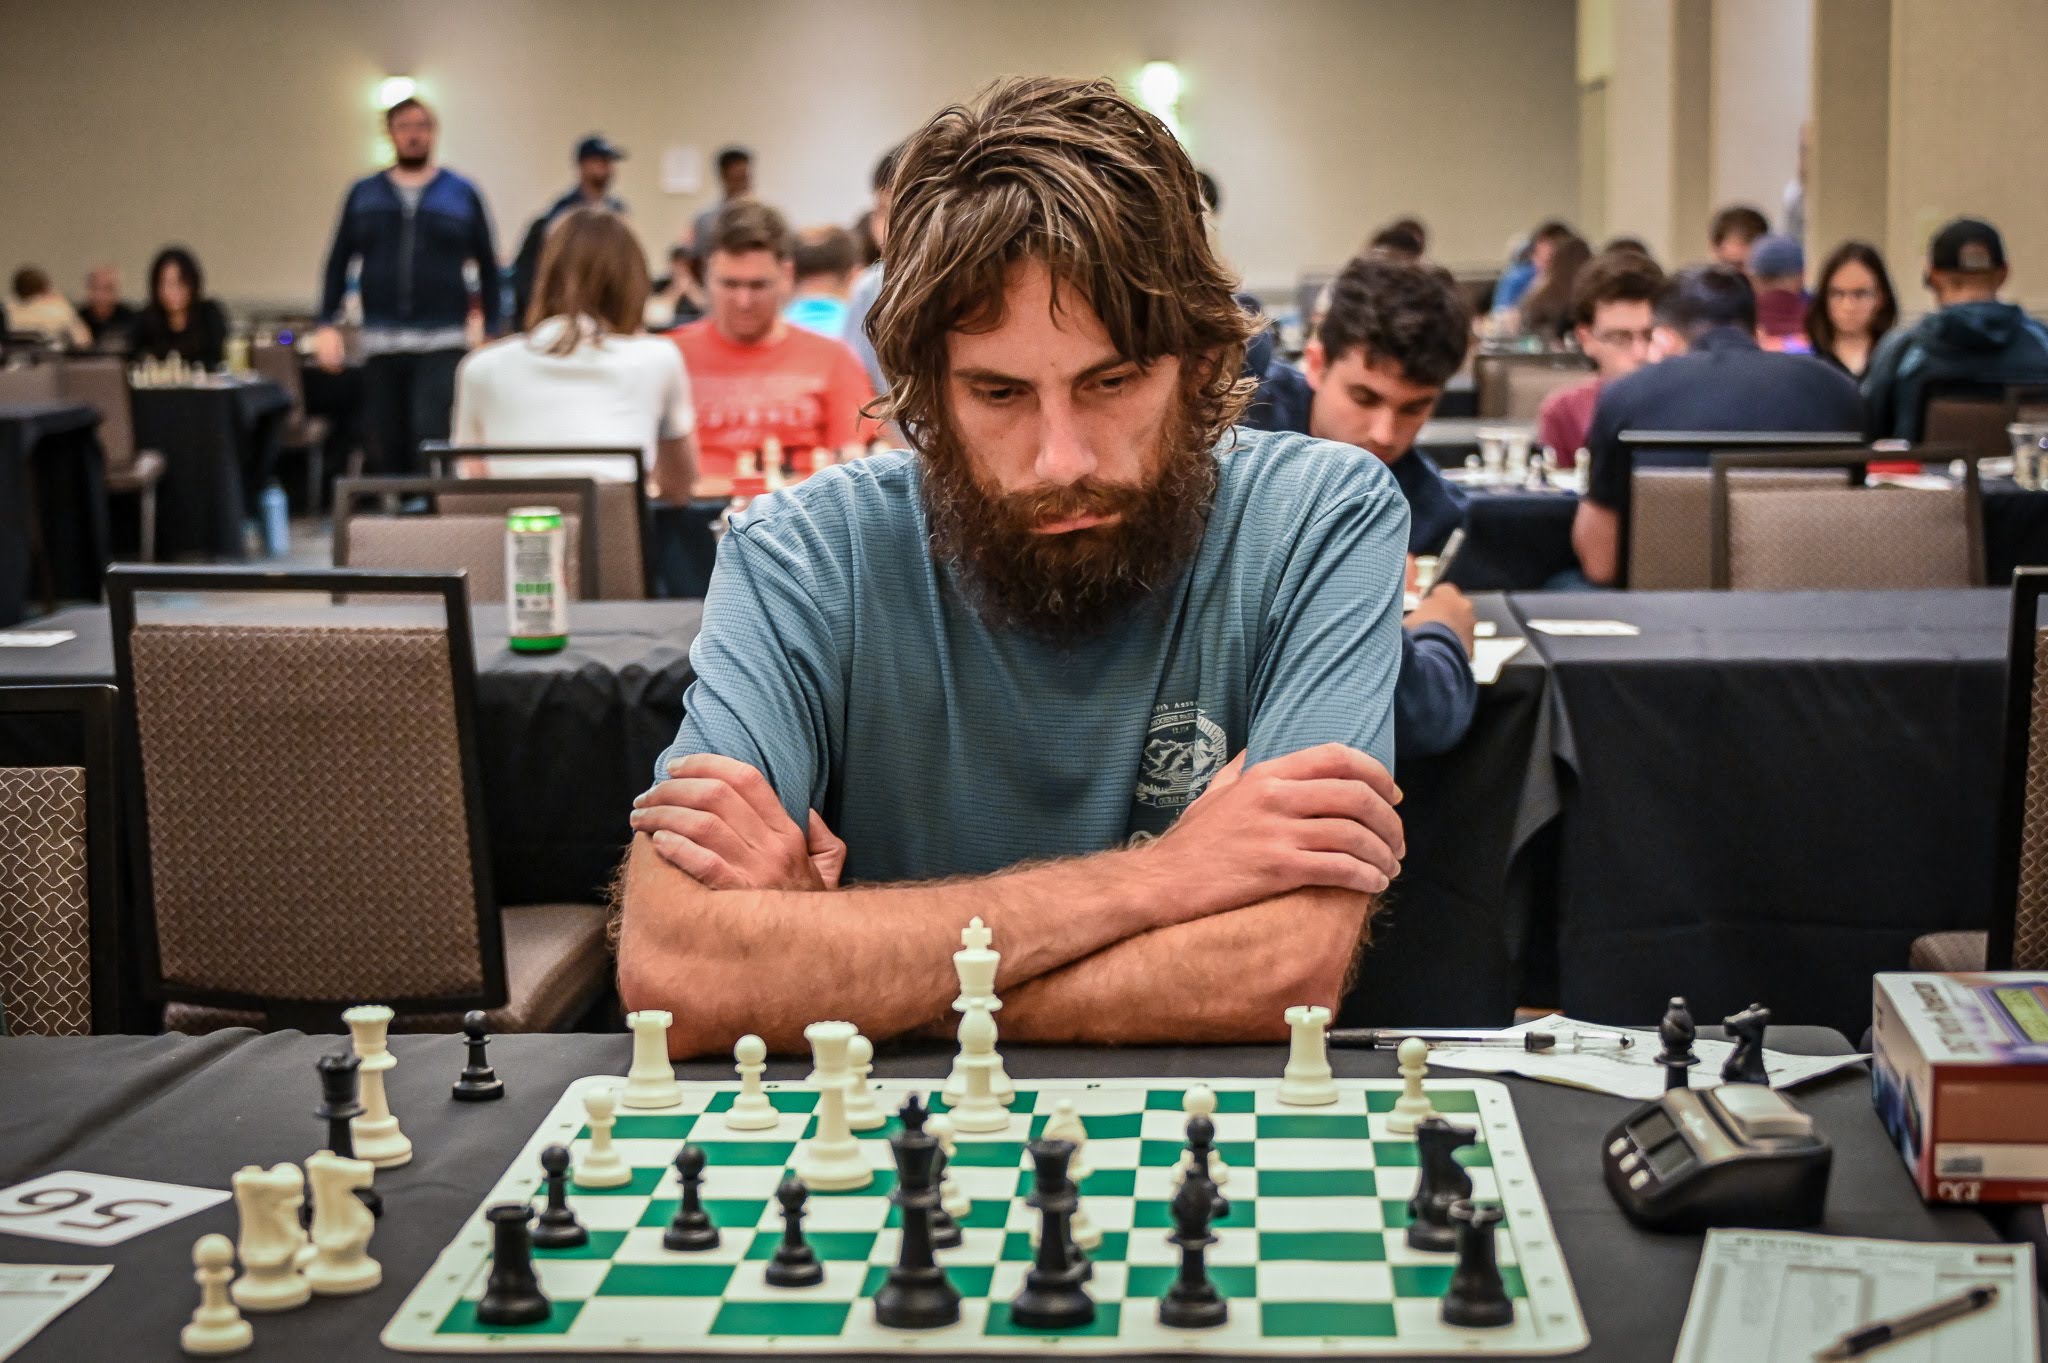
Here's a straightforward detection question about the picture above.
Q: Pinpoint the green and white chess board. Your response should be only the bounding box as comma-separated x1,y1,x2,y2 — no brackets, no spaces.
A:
383,1075,1589,1355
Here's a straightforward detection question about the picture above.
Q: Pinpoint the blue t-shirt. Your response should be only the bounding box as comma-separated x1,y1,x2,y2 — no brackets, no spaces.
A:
785,295,851,340
656,430,1410,885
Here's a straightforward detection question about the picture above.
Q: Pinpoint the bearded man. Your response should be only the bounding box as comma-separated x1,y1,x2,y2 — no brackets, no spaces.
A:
617,76,1410,1058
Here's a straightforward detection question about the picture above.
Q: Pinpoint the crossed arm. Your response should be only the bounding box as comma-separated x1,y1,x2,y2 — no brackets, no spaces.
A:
615,746,1403,1059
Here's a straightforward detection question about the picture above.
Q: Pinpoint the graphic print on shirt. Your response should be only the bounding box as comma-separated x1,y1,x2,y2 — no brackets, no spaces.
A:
1133,700,1228,811
693,370,829,461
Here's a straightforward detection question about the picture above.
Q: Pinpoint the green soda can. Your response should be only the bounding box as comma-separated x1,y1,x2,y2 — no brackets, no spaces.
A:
505,506,568,653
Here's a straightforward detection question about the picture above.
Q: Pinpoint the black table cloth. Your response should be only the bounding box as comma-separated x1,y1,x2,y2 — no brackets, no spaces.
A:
0,1028,2025,1363
1514,589,2007,1036
0,401,106,627
1984,477,2048,582
1,601,702,906
132,380,289,561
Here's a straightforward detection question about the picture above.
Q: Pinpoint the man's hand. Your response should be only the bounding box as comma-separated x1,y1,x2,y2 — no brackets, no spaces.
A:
1407,584,1477,655
311,325,346,373
630,754,846,890
1142,741,1404,906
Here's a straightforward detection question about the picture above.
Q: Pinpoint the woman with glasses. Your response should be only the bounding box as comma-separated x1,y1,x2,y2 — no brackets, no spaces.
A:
1805,241,1897,380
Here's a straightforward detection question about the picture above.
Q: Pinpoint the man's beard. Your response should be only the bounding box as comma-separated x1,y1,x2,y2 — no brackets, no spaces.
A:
395,150,430,170
921,405,1219,644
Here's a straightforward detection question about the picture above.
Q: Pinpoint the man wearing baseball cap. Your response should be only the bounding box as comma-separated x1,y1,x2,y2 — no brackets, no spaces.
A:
511,134,630,329
1862,217,2048,440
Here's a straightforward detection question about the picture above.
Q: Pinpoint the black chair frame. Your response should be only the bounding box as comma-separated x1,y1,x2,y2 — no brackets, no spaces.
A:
333,474,604,601
1994,569,2048,970
420,442,651,596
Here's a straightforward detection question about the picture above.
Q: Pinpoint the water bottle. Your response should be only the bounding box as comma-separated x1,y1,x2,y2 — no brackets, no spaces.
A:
259,484,290,557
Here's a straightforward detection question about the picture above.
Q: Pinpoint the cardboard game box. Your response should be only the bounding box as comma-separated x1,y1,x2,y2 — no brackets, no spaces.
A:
1872,972,2048,1203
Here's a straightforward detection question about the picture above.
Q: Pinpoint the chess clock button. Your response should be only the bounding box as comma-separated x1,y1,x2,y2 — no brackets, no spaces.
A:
1608,1137,1629,1158
1713,1084,1814,1141
1627,1170,1650,1191
1620,1153,1641,1174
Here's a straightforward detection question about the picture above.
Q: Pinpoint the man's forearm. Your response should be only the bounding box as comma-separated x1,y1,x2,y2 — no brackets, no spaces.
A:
617,834,1232,1057
994,890,1375,1045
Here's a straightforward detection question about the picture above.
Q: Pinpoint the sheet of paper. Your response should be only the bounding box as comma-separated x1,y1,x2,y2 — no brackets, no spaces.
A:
1471,637,1528,685
1474,620,1498,638
0,1264,109,1362
1423,1014,1865,1100
1525,618,1641,637
0,632,74,648
0,1172,229,1247
1673,1231,2036,1363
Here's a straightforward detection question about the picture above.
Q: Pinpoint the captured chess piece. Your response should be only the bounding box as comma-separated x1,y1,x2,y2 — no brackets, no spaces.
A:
664,1144,721,1251
311,1052,381,1222
1406,1118,1477,1252
452,1010,505,1102
763,1177,825,1288
1720,1004,1771,1086
475,1203,550,1327
1158,1166,1227,1329
181,1233,253,1355
229,1163,309,1314
1440,1200,1514,1329
531,1145,588,1250
1009,1139,1095,1329
343,1004,412,1167
1658,997,1699,1093
873,1094,961,1330
302,1151,380,1296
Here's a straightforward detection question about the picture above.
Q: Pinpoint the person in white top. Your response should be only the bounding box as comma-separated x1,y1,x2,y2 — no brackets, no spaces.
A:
453,207,697,500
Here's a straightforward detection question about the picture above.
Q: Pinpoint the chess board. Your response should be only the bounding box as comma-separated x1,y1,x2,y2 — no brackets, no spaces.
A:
383,1075,1589,1355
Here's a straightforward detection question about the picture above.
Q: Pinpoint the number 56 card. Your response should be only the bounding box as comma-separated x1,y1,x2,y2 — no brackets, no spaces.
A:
0,1172,230,1246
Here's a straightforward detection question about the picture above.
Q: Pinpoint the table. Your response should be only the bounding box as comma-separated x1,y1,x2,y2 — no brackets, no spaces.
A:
0,601,702,906
0,402,107,627
0,1028,2026,1362
132,380,290,561
1512,590,2007,1035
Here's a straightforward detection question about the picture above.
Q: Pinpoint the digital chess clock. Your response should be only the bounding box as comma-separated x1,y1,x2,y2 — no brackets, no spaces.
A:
1602,1084,1832,1231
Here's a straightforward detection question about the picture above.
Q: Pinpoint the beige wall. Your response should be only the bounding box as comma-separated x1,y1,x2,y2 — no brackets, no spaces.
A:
0,0,1581,309
1808,0,1889,257
1709,0,1810,231
1887,0,2048,307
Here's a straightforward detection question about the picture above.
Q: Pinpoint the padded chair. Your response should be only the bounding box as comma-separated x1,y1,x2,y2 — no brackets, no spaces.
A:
106,565,611,1034
0,685,127,1035
1474,352,1594,420
422,443,649,599
57,356,167,561
1707,448,1984,590
333,476,602,603
1912,569,2048,972
250,342,332,509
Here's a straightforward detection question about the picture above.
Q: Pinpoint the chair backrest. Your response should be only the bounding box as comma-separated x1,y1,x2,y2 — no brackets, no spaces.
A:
54,355,137,470
0,685,123,1035
1627,466,1851,590
421,443,648,599
0,363,60,403
1474,352,1593,419
106,566,506,1020
249,342,308,415
1997,571,2048,970
334,476,601,603
1924,396,2011,461
1708,447,1984,590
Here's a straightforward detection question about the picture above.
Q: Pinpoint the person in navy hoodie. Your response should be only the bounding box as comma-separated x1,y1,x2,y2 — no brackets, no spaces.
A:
312,96,501,474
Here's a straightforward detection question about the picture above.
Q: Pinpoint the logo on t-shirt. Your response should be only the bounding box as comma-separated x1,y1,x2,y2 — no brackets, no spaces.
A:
1134,701,1227,810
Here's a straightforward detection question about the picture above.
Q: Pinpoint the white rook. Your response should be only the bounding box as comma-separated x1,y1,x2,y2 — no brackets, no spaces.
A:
1277,1004,1339,1106
622,1010,683,1109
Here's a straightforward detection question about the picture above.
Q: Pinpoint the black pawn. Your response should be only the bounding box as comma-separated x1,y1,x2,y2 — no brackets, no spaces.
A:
1720,1003,1771,1085
1158,1167,1227,1329
453,1010,505,1102
1658,997,1699,1092
476,1202,551,1326
764,1177,825,1288
1440,1200,1514,1329
1182,1114,1231,1220
1406,1118,1476,1252
307,1052,381,1225
874,1093,961,1330
531,1144,588,1250
664,1143,720,1251
1009,1139,1094,1329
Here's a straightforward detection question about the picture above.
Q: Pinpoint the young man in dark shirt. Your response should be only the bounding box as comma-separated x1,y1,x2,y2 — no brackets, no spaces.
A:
1571,265,1862,585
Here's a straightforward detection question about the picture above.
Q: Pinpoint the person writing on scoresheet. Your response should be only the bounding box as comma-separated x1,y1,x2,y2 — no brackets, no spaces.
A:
616,76,1408,1058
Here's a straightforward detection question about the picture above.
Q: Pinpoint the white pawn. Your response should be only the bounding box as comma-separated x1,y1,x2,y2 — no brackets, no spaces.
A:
1042,1099,1093,1182
927,1114,972,1223
723,1035,779,1131
622,1009,682,1109
302,1152,380,1296
1277,1003,1339,1106
181,1233,252,1355
230,1163,309,1313
574,1087,632,1188
947,1003,1010,1133
1172,1085,1232,1188
343,1005,412,1168
1386,1036,1439,1135
842,1034,884,1131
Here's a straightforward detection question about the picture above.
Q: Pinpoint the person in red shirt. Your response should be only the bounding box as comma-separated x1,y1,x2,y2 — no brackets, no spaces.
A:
1536,249,1664,467
672,200,880,487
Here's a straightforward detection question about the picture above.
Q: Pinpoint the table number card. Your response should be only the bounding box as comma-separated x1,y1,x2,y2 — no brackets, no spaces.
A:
0,632,75,648
1525,619,1642,637
0,1171,229,1247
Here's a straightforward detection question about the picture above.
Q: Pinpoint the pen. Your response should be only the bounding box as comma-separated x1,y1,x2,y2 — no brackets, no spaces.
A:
1813,1283,1998,1360
1327,1029,1635,1054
